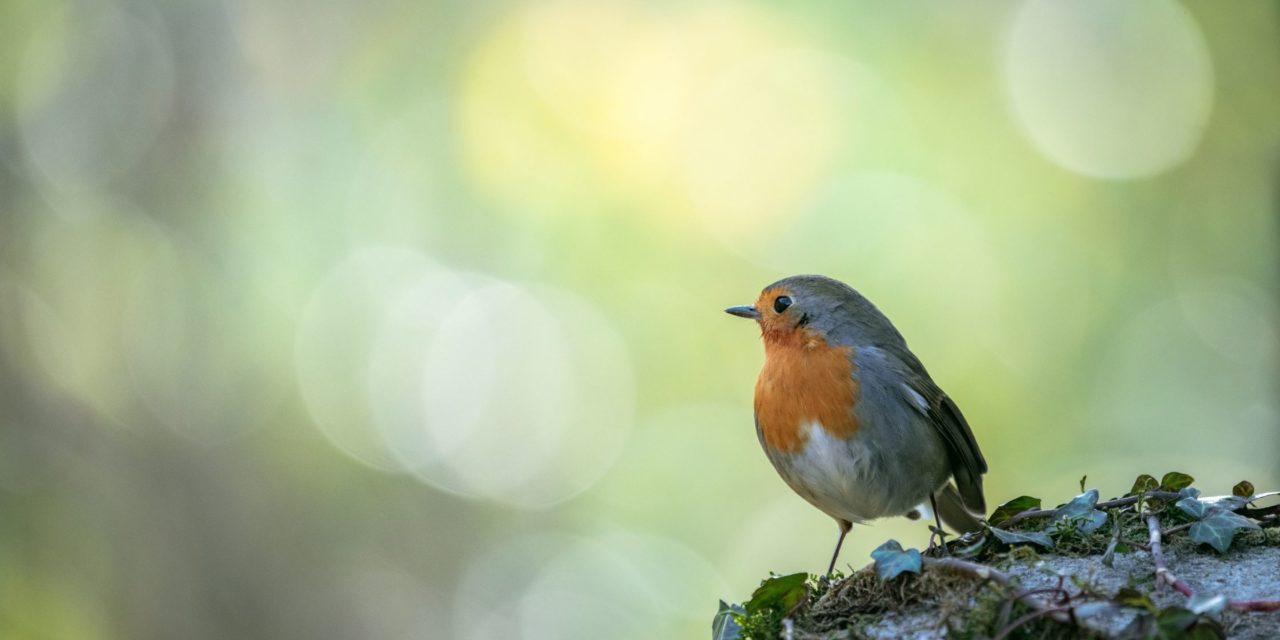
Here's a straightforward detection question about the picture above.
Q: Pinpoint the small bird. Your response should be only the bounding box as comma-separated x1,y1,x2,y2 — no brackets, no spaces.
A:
726,275,987,575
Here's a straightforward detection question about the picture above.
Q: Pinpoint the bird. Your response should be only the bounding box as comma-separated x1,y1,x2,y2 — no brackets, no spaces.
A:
725,274,987,575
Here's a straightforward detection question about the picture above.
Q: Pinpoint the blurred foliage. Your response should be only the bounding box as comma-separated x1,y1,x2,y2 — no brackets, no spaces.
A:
0,1,1277,638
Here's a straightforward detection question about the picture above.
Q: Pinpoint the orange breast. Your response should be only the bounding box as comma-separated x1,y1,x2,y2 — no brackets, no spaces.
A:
754,330,860,453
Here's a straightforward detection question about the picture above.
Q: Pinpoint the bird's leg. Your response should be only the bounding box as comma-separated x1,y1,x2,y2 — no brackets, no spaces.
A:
825,519,853,577
928,492,950,555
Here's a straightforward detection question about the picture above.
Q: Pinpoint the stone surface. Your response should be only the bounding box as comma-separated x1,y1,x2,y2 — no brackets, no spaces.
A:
845,546,1280,639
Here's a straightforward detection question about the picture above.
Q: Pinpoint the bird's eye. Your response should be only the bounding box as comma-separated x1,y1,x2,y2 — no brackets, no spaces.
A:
773,296,792,313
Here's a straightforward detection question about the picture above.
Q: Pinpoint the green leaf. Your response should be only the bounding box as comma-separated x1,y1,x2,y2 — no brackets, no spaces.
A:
1176,497,1208,520
987,525,1054,549
1120,606,1225,640
1159,472,1195,492
988,495,1041,526
1079,475,1087,492
1232,480,1254,497
1053,489,1108,534
1156,606,1199,634
870,539,922,581
1154,606,1225,638
1127,474,1159,497
743,573,808,615
1189,509,1261,553
712,601,745,640
1114,586,1156,612
1185,620,1226,640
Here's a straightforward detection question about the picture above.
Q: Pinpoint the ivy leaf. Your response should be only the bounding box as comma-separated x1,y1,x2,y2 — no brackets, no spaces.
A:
870,539,921,581
1189,509,1261,553
743,573,808,615
1203,495,1248,512
987,525,1054,549
1052,489,1108,534
1120,606,1225,640
988,495,1041,526
1157,606,1224,639
1232,480,1254,497
1127,474,1159,497
1159,472,1195,492
1176,497,1208,520
712,601,745,640
1114,586,1156,612
1185,620,1227,640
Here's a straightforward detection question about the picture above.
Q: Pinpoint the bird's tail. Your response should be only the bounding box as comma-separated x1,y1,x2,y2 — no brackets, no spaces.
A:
935,483,984,533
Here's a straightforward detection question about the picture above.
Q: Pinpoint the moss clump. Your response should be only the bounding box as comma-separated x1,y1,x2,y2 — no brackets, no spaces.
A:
733,560,1109,639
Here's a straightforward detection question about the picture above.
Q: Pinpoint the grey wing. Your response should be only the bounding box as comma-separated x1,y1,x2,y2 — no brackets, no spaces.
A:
869,346,988,514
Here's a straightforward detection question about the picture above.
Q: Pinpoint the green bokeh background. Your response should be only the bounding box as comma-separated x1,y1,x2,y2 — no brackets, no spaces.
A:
0,1,1277,638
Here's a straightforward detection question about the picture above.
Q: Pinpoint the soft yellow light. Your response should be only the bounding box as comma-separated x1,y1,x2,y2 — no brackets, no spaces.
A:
1004,0,1214,179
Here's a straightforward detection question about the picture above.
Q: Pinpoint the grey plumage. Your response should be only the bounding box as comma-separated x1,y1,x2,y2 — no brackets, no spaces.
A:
757,274,988,529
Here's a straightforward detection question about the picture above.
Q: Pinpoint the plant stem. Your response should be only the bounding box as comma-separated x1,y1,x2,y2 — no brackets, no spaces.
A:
1146,513,1195,597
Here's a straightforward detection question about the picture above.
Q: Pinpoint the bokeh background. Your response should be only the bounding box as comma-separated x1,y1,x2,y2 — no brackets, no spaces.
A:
0,0,1277,638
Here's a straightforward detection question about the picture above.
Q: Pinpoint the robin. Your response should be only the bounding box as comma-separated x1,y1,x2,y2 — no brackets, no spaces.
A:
726,274,987,575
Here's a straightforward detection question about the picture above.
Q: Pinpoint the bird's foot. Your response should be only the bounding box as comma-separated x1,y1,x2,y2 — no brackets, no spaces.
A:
927,525,950,556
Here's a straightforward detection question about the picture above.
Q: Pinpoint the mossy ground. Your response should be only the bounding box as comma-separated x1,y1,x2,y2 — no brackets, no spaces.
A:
725,493,1279,639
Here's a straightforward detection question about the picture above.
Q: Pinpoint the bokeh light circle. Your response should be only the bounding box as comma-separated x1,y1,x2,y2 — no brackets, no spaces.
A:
295,248,440,471
16,2,174,192
1173,278,1278,368
452,534,569,640
455,532,727,640
373,280,574,496
298,248,634,506
1004,0,1213,179
365,270,486,470
378,282,635,507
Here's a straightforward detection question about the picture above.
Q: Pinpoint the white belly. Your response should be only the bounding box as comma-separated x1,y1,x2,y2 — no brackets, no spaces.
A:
766,422,923,523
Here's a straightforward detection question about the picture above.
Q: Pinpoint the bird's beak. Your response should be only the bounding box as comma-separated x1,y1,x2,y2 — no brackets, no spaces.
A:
724,305,760,320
